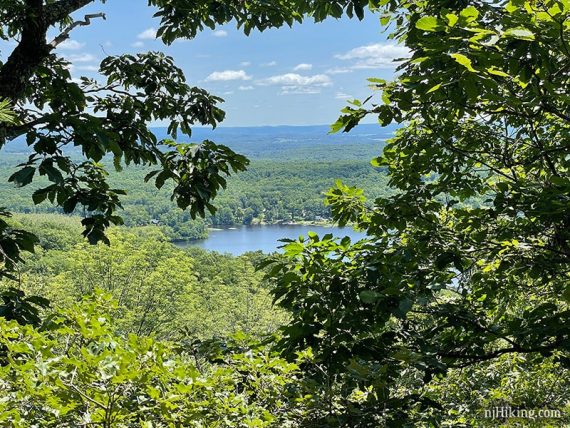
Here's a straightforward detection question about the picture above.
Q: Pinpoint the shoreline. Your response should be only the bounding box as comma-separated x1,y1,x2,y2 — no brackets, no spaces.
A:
175,220,341,244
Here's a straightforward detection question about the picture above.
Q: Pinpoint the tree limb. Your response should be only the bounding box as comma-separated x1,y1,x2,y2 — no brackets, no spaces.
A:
0,0,49,102
44,0,96,26
50,13,107,48
0,0,100,103
439,340,563,369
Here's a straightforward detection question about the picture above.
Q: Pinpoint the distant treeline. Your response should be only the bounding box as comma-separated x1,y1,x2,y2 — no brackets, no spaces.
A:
0,129,392,240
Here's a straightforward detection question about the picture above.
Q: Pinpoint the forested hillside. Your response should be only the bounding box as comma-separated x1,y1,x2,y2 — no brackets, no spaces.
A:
1,125,392,239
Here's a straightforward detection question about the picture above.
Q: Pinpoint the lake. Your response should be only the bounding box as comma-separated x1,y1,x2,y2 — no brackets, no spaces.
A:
175,224,367,255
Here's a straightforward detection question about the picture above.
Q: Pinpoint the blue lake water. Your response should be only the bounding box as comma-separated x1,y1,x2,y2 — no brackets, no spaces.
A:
175,224,366,255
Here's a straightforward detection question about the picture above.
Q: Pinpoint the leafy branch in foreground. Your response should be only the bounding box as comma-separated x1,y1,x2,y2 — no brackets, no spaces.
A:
0,291,304,427
263,0,570,425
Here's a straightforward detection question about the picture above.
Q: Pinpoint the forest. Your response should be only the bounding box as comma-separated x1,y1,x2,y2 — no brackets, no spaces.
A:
0,0,569,427
0,125,393,240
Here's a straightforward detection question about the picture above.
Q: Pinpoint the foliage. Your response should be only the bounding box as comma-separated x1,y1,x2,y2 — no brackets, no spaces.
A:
2,0,570,425
0,217,568,426
0,151,392,239
0,0,384,329
0,209,38,281
426,353,570,427
1,220,287,340
0,287,49,327
0,98,15,123
262,0,570,425
0,292,303,427
9,213,83,251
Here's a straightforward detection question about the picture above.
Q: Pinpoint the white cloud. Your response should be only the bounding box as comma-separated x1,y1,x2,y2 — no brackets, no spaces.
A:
293,63,313,71
213,30,228,37
261,73,332,86
76,65,99,72
262,61,277,67
238,85,254,91
223,90,235,95
335,92,352,99
281,87,322,95
66,53,98,73
335,43,409,69
240,61,251,67
326,67,353,75
58,40,84,50
131,41,145,48
205,70,252,82
259,73,332,95
138,28,157,40
68,53,97,63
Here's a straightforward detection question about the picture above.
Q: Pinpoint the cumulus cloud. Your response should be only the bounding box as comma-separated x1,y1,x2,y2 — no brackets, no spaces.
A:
213,30,228,37
259,73,332,94
75,65,99,72
138,28,157,40
65,53,97,73
261,73,331,86
205,70,252,82
238,85,254,91
293,63,313,71
262,61,277,67
335,92,352,99
240,61,251,67
68,53,97,63
326,67,353,75
334,43,409,69
58,40,84,50
131,41,145,48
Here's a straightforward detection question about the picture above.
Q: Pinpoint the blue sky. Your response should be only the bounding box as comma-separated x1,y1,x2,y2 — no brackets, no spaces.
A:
26,2,406,127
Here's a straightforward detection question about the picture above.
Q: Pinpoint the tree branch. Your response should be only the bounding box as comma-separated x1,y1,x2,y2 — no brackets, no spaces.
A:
0,0,99,103
439,340,562,369
0,0,49,102
44,0,96,26
50,13,106,48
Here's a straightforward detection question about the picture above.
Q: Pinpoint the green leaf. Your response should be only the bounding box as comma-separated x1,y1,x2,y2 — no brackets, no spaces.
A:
446,14,459,27
416,16,440,32
360,290,381,304
505,2,519,13
31,190,48,205
504,27,535,41
460,6,479,23
370,157,383,167
486,67,509,77
450,53,477,72
563,285,570,304
9,167,35,187
426,83,442,93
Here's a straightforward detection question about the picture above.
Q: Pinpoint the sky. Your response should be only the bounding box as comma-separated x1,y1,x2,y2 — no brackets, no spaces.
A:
9,2,408,127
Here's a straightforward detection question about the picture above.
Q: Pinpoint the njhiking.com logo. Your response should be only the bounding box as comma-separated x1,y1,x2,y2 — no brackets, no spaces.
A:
483,405,563,421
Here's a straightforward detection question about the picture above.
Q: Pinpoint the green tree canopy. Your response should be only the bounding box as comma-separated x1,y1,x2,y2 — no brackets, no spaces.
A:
265,0,570,425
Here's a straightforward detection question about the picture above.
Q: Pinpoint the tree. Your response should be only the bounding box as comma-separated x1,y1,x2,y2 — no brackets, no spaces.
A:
265,0,570,425
0,292,303,427
0,101,46,323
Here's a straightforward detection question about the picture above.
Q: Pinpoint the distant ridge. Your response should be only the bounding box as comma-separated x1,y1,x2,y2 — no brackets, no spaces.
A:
150,122,398,142
3,123,398,160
